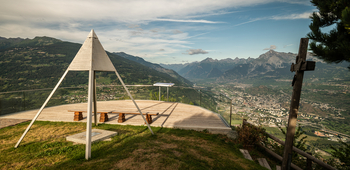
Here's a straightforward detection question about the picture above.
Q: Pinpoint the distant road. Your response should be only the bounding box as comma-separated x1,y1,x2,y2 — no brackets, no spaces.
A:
298,121,350,138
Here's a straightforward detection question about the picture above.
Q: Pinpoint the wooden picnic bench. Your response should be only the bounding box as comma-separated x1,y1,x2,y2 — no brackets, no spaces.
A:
68,110,158,124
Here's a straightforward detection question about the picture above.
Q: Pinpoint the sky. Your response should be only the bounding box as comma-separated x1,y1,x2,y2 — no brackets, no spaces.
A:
0,0,318,64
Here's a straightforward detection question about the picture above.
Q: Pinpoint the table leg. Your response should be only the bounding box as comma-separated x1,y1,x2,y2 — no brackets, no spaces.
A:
74,112,83,121
118,113,125,123
99,113,109,122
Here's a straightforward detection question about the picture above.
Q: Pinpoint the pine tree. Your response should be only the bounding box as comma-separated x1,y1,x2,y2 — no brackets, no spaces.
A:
307,0,350,68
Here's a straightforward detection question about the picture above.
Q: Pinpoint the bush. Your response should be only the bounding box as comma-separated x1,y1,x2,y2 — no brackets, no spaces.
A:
329,141,350,170
236,122,267,148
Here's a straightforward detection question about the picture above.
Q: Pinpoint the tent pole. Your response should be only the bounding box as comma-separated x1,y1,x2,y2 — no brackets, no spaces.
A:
86,70,94,160
114,70,154,135
93,71,97,126
15,69,69,148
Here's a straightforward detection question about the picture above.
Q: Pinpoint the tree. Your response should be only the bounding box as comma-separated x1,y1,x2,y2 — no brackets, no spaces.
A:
307,0,350,68
330,140,350,169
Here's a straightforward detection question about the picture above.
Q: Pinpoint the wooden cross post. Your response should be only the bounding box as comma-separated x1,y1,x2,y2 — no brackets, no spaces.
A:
281,38,315,170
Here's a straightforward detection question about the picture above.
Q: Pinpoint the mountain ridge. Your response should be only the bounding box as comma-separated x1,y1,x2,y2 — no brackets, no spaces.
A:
114,52,192,86
161,50,349,82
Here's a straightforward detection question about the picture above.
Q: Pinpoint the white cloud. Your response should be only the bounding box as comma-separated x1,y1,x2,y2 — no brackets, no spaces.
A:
271,12,313,20
128,24,140,28
232,18,263,27
0,0,312,61
172,30,183,34
284,44,293,48
263,45,277,50
186,49,209,55
154,18,222,23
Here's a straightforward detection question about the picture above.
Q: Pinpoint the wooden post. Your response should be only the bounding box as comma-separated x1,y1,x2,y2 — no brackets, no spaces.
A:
306,152,312,170
281,38,314,170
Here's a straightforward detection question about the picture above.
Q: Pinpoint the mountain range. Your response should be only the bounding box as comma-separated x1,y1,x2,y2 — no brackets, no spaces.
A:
161,50,349,83
1,35,349,92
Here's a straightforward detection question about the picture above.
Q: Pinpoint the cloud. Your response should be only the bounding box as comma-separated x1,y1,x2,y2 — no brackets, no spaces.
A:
0,0,312,62
233,18,263,27
128,24,140,28
232,11,314,28
159,49,165,51
154,18,223,23
172,30,183,34
284,44,293,48
186,49,209,55
150,29,158,33
0,0,280,26
271,11,313,20
263,45,277,50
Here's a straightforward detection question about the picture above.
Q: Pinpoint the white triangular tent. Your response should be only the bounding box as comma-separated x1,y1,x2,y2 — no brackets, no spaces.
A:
14,29,154,160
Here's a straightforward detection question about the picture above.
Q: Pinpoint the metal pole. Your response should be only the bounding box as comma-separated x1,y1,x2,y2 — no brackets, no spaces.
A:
230,99,233,127
159,86,161,101
282,38,309,169
93,71,97,126
167,87,169,102
200,90,202,106
114,69,154,134
15,69,69,148
23,92,25,111
86,70,93,160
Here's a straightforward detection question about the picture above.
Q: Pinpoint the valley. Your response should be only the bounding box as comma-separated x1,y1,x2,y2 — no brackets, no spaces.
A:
161,50,350,157
209,81,350,157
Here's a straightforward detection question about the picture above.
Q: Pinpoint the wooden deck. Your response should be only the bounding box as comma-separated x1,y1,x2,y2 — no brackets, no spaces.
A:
0,100,234,137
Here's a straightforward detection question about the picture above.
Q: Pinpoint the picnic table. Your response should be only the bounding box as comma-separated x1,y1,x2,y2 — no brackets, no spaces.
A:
68,110,158,124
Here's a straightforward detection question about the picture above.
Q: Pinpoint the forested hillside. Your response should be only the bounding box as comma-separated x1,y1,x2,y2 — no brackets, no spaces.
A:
0,36,191,92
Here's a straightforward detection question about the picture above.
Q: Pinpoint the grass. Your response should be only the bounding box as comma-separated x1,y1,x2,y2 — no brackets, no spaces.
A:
231,120,243,125
0,121,268,170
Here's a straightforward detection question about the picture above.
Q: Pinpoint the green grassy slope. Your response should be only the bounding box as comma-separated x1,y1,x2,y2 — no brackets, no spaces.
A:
0,121,267,170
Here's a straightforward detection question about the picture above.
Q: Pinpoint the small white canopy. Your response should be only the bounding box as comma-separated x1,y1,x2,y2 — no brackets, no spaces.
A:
153,83,174,101
153,82,174,87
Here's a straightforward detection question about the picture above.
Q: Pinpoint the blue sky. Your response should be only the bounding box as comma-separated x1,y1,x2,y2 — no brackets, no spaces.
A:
0,0,317,64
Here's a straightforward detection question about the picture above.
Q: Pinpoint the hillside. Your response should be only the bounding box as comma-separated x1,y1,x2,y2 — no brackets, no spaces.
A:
0,36,191,92
114,52,192,86
0,121,269,170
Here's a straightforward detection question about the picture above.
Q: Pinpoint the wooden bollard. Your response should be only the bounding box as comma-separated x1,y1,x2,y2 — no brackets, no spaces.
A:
306,152,312,170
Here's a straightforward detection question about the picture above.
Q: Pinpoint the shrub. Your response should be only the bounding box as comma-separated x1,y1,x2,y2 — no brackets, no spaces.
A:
236,122,267,148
